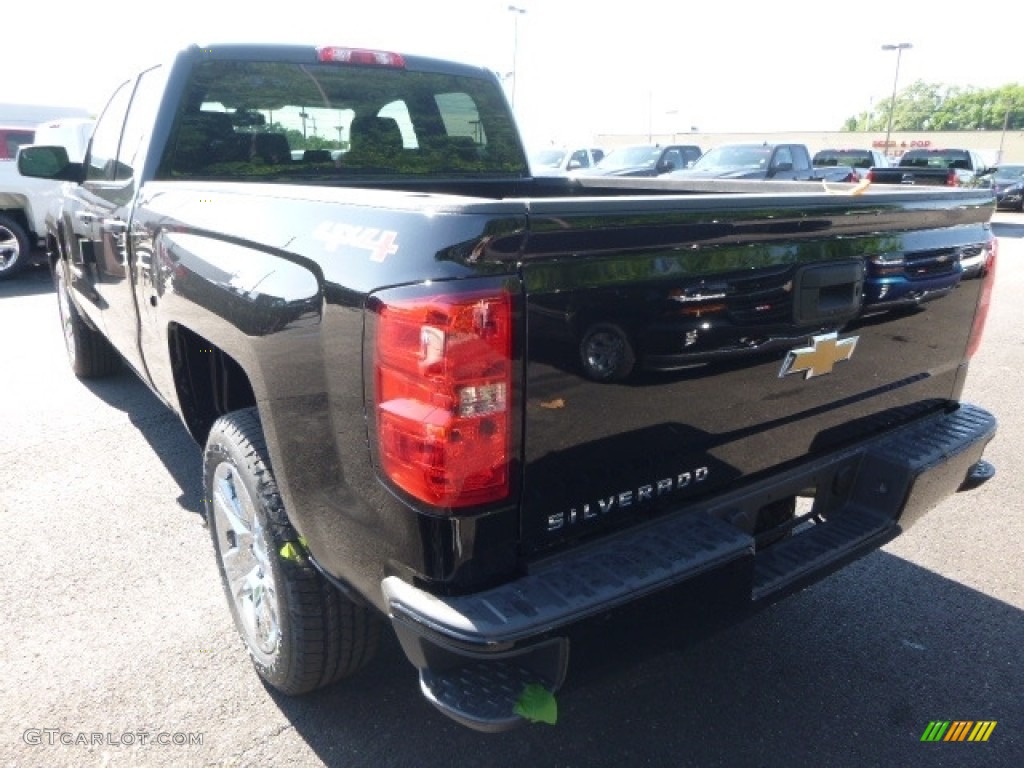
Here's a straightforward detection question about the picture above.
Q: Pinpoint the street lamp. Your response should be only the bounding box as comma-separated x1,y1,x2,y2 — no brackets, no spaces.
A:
997,107,1011,164
665,108,679,143
508,5,527,109
881,43,912,159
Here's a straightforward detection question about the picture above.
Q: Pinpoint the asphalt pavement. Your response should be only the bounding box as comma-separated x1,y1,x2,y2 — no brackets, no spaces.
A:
1,214,1022,768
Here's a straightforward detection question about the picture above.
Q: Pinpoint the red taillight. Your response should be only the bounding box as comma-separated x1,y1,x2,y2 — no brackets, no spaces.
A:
947,169,959,186
374,290,512,509
966,237,997,359
316,47,406,68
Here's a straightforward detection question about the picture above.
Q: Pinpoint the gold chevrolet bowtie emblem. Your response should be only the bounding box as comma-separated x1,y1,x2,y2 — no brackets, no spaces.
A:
779,332,858,379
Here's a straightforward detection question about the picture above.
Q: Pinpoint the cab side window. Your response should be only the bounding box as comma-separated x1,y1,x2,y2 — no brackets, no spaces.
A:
773,147,794,168
86,81,133,182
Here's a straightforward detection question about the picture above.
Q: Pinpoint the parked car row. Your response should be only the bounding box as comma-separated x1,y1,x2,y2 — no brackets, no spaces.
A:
533,142,862,182
532,142,1024,202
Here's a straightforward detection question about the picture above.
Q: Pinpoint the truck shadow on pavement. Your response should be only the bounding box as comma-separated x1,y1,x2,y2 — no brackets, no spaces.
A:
80,369,205,516
270,552,1023,768
0,261,54,298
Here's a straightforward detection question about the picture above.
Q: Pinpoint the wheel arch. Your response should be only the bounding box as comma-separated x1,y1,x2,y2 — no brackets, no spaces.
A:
167,322,258,446
0,206,32,235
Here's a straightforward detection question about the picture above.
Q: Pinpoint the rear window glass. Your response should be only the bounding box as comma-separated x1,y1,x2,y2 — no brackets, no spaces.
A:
161,60,527,181
812,150,874,168
695,145,772,170
993,164,1024,180
899,150,971,169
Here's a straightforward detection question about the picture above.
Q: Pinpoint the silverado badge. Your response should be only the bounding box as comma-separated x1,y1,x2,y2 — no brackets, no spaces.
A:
779,332,858,379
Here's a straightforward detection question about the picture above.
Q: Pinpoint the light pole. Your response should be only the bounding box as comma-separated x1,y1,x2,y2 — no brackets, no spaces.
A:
997,107,1011,164
508,5,527,109
665,108,679,143
647,91,652,143
881,43,912,159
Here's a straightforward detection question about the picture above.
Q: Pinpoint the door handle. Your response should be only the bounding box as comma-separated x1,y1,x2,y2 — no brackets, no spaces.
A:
102,218,128,233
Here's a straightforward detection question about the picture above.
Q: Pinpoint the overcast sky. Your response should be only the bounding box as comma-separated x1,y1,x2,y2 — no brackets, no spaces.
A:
4,0,1017,147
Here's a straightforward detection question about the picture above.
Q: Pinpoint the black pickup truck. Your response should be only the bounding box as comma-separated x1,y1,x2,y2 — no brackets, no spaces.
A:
867,147,993,187
812,147,890,181
19,43,998,732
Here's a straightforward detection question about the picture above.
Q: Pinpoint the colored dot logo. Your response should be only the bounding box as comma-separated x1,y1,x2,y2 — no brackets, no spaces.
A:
921,721,997,742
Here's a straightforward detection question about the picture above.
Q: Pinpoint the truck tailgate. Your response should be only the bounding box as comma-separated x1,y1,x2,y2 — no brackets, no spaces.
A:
868,167,957,186
517,192,994,554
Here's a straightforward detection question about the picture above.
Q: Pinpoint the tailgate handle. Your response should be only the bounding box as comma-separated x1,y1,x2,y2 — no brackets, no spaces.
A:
793,260,864,325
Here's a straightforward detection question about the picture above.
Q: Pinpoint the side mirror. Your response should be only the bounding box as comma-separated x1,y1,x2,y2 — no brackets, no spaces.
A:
17,145,84,182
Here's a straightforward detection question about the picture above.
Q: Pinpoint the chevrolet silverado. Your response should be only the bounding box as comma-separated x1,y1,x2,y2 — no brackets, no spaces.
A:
19,43,999,732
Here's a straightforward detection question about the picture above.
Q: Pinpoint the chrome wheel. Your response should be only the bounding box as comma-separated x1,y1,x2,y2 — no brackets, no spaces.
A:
0,226,20,270
54,267,78,369
0,215,30,279
204,408,381,693
211,461,281,663
50,259,121,378
584,330,624,375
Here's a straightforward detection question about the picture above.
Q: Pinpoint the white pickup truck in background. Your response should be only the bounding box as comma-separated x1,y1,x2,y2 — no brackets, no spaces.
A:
528,144,605,176
1,107,93,280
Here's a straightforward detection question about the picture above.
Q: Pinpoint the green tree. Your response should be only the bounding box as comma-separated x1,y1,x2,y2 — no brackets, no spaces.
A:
260,122,341,152
304,135,343,151
845,82,1024,131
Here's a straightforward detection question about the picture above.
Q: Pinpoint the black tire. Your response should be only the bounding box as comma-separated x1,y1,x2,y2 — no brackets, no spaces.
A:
53,260,121,378
579,322,636,381
204,407,380,694
0,213,31,281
